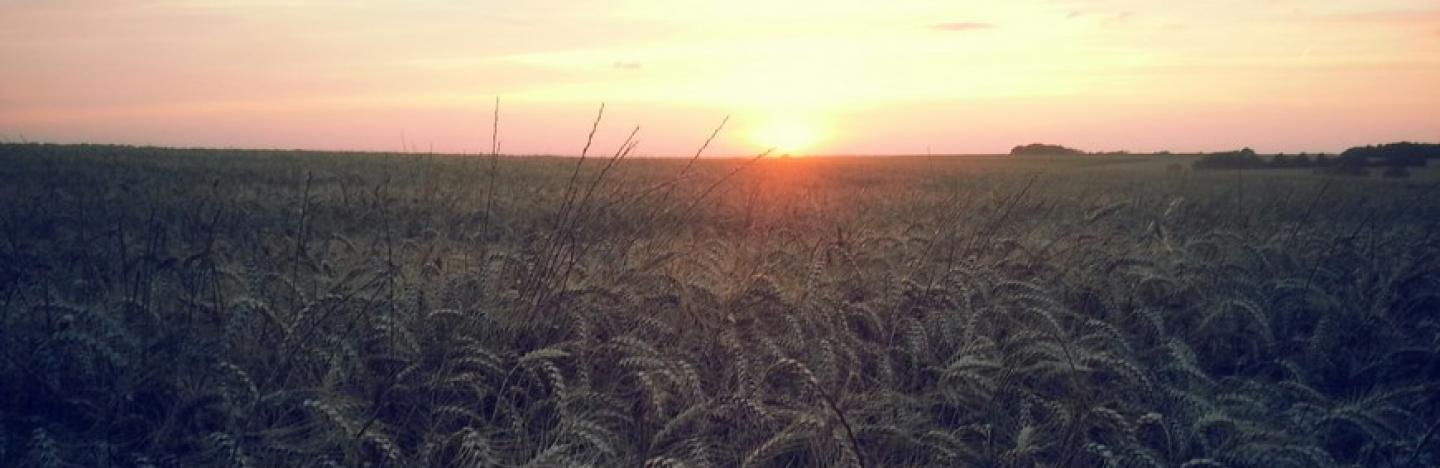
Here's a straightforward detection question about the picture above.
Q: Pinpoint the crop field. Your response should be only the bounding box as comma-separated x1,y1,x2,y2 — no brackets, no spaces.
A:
2,143,1439,467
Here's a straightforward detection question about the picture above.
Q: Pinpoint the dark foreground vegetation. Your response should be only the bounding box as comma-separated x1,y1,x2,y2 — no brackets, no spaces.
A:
2,143,1440,467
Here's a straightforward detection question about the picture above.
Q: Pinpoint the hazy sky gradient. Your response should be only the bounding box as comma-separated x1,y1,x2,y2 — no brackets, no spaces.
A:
2,0,1438,155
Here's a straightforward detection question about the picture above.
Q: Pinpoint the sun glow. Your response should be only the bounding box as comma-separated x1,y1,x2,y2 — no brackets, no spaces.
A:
749,116,826,155
1,1,1437,154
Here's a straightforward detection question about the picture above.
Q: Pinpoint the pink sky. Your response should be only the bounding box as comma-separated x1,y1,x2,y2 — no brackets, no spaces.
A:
2,0,1438,155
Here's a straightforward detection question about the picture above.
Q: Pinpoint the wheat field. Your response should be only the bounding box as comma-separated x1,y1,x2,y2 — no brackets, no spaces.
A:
2,143,1438,467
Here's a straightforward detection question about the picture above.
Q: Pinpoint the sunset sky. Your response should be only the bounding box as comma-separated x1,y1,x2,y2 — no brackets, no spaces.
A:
2,0,1438,155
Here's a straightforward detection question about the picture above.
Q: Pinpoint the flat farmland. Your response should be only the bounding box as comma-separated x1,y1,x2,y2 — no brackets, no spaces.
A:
2,144,1438,467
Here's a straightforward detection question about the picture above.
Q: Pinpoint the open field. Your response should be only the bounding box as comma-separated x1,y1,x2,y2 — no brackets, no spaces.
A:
2,143,1439,467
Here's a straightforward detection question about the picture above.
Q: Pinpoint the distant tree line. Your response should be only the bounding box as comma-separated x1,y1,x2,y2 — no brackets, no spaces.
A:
1191,142,1440,178
1338,142,1439,167
1189,148,1266,170
1010,143,1087,156
1009,144,1201,158
1007,141,1437,179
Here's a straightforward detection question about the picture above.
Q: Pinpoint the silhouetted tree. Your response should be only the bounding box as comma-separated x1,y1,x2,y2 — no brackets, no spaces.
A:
1010,143,1087,156
1340,142,1437,168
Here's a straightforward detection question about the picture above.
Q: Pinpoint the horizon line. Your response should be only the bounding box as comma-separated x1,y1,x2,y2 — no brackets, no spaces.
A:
1,140,1383,159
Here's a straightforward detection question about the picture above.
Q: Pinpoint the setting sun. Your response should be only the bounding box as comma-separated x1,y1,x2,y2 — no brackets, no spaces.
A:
749,116,826,155
2,1,1436,153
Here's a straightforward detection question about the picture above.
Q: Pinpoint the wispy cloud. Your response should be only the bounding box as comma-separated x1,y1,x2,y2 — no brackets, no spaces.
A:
929,22,994,32
612,61,643,70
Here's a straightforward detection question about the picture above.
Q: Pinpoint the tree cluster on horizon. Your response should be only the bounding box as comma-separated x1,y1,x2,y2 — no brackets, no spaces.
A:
1009,143,1087,156
1190,142,1438,177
